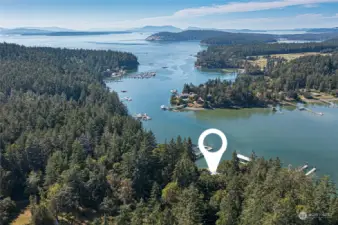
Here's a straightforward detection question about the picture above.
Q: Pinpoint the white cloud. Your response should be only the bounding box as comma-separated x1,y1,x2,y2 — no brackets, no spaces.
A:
173,0,338,17
1,0,338,30
103,0,338,29
206,13,338,30
303,3,319,7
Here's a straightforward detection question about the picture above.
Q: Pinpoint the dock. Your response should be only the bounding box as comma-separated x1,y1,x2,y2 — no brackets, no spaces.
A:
297,164,308,172
133,113,151,121
305,168,317,176
237,153,317,176
122,97,132,101
318,99,336,108
282,101,324,116
192,144,213,159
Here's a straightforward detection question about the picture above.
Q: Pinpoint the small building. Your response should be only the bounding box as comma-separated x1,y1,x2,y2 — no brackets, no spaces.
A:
197,97,205,104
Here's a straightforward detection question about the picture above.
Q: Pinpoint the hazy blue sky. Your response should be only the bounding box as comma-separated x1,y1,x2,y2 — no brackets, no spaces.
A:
1,0,338,30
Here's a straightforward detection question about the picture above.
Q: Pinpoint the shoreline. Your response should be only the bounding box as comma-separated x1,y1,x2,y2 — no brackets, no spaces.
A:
183,107,206,111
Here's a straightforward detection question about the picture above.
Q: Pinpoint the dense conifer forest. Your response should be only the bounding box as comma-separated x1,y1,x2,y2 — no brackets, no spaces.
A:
184,52,338,108
146,30,277,43
0,42,338,225
195,40,338,69
146,30,338,44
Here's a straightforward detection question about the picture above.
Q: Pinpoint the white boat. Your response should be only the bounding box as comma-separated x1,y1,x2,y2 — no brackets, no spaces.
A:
135,113,143,119
237,154,251,162
161,105,168,110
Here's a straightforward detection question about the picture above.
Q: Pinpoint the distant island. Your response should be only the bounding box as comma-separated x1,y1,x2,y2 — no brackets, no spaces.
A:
146,30,277,44
0,27,132,36
146,30,338,44
0,26,182,36
22,31,132,36
195,39,338,69
306,27,338,33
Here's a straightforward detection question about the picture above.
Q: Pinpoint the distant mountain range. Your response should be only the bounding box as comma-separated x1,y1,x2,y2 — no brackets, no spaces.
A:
0,27,74,34
1,26,338,36
184,27,267,33
306,27,338,33
0,27,131,36
129,25,182,33
0,26,181,35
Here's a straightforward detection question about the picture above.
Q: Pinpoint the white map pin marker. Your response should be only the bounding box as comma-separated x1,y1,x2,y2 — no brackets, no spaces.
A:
198,128,228,175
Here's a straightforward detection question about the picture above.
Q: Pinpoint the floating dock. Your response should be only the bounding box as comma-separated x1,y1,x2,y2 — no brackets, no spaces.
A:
236,153,317,176
319,99,336,108
305,168,317,176
192,144,213,159
282,101,324,116
298,164,308,172
129,72,156,79
133,113,151,121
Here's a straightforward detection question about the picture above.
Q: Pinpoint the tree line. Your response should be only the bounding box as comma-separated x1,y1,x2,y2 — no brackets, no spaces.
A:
184,52,338,108
195,40,338,69
0,43,338,225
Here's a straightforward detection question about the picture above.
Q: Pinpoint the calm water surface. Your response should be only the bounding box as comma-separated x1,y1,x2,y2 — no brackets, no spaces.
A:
1,33,338,182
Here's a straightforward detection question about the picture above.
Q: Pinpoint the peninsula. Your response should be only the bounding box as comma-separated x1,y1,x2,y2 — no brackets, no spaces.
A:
171,41,338,110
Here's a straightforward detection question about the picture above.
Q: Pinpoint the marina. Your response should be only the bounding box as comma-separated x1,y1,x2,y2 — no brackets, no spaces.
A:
133,113,152,121
237,153,317,176
122,96,132,101
110,69,127,77
129,71,156,79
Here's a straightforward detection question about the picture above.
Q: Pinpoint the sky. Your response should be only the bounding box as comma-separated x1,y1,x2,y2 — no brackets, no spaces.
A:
0,0,338,30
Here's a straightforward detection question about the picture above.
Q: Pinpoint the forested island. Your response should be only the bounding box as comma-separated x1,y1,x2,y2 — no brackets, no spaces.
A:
146,30,338,44
1,42,338,225
146,30,277,44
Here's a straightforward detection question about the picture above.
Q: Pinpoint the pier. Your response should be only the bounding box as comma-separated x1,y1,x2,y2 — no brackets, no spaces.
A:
237,153,317,176
133,113,151,121
298,164,308,172
192,144,213,159
282,101,324,116
305,168,317,176
318,99,337,108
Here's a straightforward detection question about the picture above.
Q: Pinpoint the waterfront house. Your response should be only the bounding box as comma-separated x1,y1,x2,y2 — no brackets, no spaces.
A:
197,97,205,104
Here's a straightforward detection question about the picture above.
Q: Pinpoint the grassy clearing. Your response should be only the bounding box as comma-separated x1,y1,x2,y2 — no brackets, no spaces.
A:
248,52,329,69
11,208,31,225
